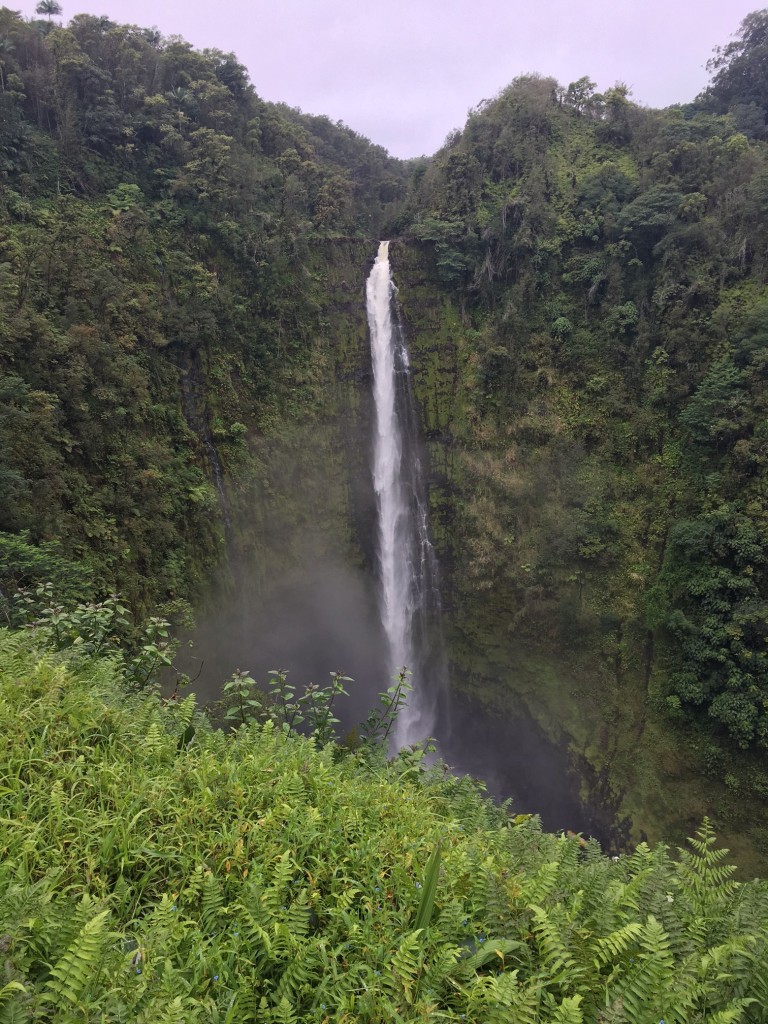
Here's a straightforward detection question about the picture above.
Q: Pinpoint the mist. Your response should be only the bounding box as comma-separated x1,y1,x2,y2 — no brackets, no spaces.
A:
179,549,388,736
175,289,607,845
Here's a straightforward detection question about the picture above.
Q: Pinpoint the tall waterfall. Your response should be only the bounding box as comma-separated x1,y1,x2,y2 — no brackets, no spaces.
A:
366,241,444,749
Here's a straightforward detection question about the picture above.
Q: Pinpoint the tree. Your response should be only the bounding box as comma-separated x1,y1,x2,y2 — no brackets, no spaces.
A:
704,9,768,115
0,37,14,94
35,0,62,21
166,86,192,134
564,76,599,116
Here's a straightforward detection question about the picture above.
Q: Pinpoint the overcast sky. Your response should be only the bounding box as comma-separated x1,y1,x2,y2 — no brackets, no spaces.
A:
13,1,756,157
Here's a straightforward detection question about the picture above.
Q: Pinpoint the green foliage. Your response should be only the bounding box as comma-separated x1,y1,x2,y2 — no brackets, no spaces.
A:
392,8,768,827
0,533,93,623
655,506,768,749
359,668,414,747
219,667,351,745
0,6,407,615
2,631,768,1021
8,583,179,691
3,0,768,904
45,904,113,1010
704,9,768,125
413,840,442,931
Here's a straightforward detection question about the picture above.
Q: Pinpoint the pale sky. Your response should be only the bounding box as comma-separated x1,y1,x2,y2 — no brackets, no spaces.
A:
13,1,756,157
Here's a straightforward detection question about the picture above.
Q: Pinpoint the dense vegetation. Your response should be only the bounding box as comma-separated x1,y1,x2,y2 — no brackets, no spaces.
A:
0,5,404,615
4,2,768,990
385,11,768,853
2,628,768,1022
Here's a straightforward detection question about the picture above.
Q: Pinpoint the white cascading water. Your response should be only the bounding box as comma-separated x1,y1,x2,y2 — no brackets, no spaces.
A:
366,241,444,749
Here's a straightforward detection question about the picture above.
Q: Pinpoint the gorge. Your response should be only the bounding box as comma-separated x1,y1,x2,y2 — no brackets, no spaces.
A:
3,5,768,873
6,6,768,1018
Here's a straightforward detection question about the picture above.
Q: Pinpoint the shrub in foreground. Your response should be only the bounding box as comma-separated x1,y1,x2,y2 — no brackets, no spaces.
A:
0,629,767,1022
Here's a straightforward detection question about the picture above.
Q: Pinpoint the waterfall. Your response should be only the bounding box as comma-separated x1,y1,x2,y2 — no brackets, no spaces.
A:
366,241,444,749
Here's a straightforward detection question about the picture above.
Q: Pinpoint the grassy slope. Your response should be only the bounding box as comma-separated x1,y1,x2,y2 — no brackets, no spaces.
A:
1,629,768,1022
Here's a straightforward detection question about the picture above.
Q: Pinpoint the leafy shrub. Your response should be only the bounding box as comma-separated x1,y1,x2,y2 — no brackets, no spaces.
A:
1,630,767,1021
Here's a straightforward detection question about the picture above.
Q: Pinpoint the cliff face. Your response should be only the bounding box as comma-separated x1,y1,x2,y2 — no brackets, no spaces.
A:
181,238,393,728
385,235,768,873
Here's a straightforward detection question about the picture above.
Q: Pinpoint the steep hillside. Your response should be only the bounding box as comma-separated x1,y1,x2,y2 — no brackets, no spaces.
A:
0,7,403,615
2,629,768,1021
388,31,768,862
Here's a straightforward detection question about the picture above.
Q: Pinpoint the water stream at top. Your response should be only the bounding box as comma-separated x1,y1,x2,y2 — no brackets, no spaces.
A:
366,241,445,749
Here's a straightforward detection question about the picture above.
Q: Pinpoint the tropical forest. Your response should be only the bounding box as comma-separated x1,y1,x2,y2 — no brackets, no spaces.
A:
2,3,768,1020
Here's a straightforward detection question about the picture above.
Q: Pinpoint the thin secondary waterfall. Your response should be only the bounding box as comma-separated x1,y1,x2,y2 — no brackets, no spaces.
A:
366,241,444,749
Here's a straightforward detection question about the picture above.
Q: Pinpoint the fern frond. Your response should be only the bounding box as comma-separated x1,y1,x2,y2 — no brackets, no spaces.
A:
524,861,560,904
530,903,584,991
0,994,32,1024
272,949,316,1006
142,721,166,757
265,996,298,1024
463,970,540,1024
384,929,424,1005
594,921,643,967
240,909,274,967
675,819,738,918
261,851,294,918
421,941,461,992
153,995,201,1024
200,870,224,932
45,908,111,1009
614,914,675,1024
281,890,311,939
551,994,584,1023
0,983,28,1024
705,1000,754,1024
173,693,197,734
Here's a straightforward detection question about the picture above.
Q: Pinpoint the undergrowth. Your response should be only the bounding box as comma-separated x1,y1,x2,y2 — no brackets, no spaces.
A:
1,628,767,1022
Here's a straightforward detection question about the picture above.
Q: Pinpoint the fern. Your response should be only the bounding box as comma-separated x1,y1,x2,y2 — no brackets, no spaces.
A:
142,721,166,758
240,909,274,968
463,970,540,1024
272,949,316,1006
261,851,295,918
551,994,584,1023
613,915,675,1024
524,860,561,905
152,995,202,1024
264,996,299,1024
529,903,585,993
385,929,424,1005
281,889,311,940
3,631,768,1022
675,819,738,919
172,693,197,735
0,984,28,1024
706,1001,754,1024
593,921,643,967
0,997,32,1024
227,985,259,1024
200,870,225,933
45,908,112,1009
421,941,461,993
